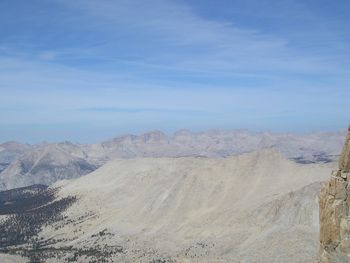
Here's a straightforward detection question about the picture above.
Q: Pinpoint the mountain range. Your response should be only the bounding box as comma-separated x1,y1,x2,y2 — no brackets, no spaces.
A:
0,129,346,190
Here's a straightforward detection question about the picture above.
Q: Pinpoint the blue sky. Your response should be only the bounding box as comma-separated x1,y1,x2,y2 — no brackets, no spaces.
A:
0,0,349,143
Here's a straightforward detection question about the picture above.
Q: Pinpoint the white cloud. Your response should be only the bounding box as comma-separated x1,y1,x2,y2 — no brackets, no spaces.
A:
0,0,349,141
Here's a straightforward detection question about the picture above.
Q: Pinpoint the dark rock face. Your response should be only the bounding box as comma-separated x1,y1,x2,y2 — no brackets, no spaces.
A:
319,128,350,262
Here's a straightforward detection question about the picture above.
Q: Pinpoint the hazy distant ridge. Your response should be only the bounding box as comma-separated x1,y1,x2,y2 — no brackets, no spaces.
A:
0,129,346,190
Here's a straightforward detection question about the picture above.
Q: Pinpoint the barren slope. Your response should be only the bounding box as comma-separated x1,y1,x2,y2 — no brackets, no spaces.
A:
24,149,335,262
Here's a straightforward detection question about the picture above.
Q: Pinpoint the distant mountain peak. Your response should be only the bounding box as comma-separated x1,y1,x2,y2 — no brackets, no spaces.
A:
174,129,192,136
0,141,29,151
0,128,346,191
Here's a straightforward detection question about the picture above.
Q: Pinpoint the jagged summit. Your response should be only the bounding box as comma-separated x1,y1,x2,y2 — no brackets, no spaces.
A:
319,126,350,262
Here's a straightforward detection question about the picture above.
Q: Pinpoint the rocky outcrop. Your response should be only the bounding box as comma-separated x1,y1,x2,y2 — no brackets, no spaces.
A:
319,126,350,262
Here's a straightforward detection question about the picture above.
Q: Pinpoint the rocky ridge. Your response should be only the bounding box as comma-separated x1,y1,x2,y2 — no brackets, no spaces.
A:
0,148,336,262
33,150,333,262
0,143,96,190
0,129,345,190
319,126,350,262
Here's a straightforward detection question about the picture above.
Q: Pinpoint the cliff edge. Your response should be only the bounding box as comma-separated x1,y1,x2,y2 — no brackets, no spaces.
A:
319,126,350,262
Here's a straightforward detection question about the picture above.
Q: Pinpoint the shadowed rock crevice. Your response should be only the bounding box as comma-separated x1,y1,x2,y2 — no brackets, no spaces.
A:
319,126,350,262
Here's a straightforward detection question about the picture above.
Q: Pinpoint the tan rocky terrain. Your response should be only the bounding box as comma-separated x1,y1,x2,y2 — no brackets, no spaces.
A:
319,128,350,262
0,149,334,262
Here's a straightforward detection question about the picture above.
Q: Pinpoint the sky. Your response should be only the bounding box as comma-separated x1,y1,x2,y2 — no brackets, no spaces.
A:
0,0,349,143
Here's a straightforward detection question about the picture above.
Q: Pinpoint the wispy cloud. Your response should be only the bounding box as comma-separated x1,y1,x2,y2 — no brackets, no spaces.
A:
0,0,349,142
46,0,349,76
